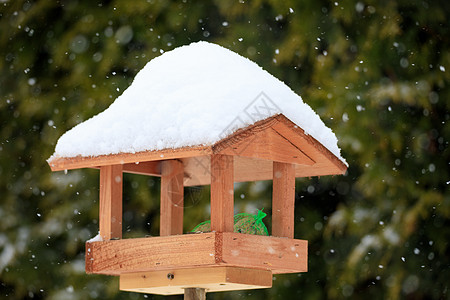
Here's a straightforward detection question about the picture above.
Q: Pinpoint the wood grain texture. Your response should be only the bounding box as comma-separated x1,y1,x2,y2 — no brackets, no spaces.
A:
85,233,218,275
48,146,212,171
272,162,296,238
160,160,184,236
217,127,314,166
210,154,234,233
182,156,276,187
273,115,347,176
85,233,307,275
99,165,123,240
220,233,307,274
212,116,280,154
184,288,206,300
122,161,161,176
120,267,272,295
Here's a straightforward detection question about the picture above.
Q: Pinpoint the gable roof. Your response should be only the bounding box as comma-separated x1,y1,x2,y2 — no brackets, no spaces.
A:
49,114,347,185
48,41,347,178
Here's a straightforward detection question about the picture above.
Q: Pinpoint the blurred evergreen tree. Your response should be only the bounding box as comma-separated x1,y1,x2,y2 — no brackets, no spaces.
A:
0,0,448,299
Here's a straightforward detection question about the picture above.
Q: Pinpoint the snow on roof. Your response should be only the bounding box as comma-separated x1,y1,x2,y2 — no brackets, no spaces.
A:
50,41,346,164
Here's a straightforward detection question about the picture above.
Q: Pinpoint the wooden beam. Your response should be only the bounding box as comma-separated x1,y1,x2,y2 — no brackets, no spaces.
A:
85,232,307,275
119,267,272,295
183,156,275,187
86,233,218,275
99,165,123,240
221,232,307,274
160,160,184,236
122,161,161,176
48,146,212,171
183,154,339,187
210,154,234,232
272,162,296,238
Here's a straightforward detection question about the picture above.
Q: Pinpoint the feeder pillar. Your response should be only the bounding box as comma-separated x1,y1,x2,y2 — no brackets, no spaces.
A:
184,288,206,300
210,154,234,232
160,160,184,236
272,162,296,238
99,164,123,240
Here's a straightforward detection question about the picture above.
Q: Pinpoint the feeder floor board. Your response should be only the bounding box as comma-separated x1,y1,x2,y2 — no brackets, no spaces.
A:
120,266,272,295
86,232,307,275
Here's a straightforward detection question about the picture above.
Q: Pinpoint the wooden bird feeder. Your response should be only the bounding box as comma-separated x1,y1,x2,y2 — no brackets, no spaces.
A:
48,113,347,297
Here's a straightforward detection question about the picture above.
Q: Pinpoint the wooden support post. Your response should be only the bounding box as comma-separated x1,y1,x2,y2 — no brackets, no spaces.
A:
272,162,296,238
210,154,234,232
99,164,123,240
184,288,206,300
160,160,184,236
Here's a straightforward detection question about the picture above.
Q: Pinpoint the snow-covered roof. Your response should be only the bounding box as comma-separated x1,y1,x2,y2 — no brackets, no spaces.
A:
49,41,346,165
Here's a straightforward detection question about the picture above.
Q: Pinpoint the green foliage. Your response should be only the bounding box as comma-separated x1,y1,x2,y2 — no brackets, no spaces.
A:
0,0,448,299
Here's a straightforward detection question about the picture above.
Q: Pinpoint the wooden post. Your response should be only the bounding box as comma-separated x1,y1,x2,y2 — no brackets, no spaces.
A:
210,154,234,232
160,160,184,236
272,162,296,238
99,164,123,240
184,288,206,300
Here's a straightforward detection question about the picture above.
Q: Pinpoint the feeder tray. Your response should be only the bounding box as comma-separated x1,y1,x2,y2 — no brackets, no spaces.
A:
120,267,272,295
